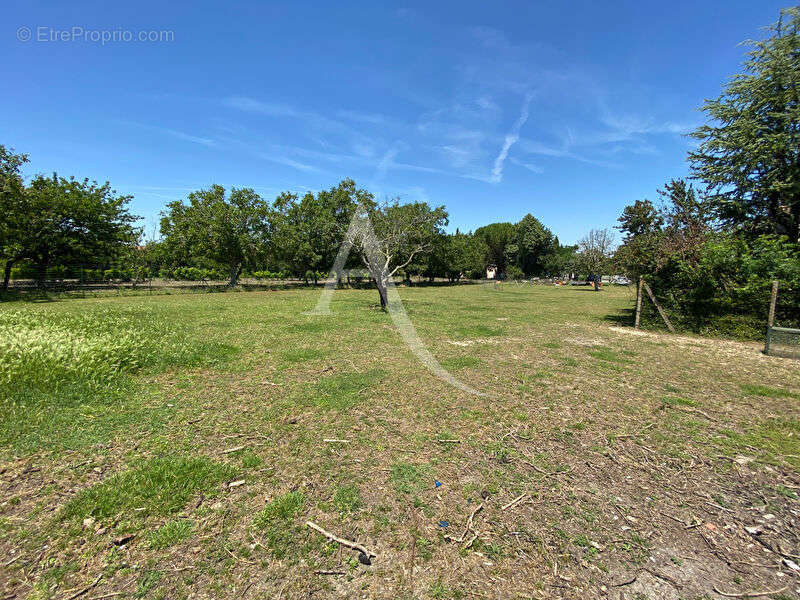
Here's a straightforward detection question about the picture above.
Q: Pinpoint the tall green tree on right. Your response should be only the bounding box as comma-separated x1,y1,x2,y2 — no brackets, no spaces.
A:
689,8,800,242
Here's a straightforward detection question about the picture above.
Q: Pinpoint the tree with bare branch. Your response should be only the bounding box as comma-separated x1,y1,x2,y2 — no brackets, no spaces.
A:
346,200,448,309
578,228,615,291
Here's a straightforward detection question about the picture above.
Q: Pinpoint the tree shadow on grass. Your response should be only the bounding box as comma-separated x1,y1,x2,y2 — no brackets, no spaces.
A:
603,307,635,327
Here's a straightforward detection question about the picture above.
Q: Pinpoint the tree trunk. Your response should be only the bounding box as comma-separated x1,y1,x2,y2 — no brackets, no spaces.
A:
228,263,241,287
35,261,48,289
2,259,15,292
3,259,16,292
376,281,388,310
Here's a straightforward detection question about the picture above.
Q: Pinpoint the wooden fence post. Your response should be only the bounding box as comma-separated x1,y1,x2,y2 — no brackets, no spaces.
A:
641,279,675,333
767,280,779,328
765,280,779,355
634,277,643,329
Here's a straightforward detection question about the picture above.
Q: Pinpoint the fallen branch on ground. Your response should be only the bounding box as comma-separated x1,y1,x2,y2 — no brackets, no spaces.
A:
642,568,681,589
65,574,102,600
501,494,525,511
313,570,345,575
305,521,375,558
522,460,573,477
712,585,787,598
678,406,715,420
450,503,484,544
610,573,639,587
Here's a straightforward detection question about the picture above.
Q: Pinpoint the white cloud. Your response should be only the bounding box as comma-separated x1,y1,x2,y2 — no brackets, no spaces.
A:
509,157,543,174
121,121,215,147
257,153,320,173
490,92,534,183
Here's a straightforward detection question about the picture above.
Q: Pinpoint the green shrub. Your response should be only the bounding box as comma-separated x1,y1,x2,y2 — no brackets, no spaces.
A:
640,234,800,339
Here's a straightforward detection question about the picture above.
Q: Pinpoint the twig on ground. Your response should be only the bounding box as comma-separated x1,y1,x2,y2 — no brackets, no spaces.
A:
323,439,349,444
305,521,375,558
463,533,478,550
521,458,573,477
451,503,484,544
65,574,102,600
3,555,21,567
221,445,245,454
87,593,126,600
501,494,526,511
642,568,681,589
610,572,639,587
314,570,345,575
712,585,787,598
674,406,715,421
436,439,460,444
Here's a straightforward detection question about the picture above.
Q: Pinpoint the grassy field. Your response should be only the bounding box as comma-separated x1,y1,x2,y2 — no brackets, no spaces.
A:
1,284,799,600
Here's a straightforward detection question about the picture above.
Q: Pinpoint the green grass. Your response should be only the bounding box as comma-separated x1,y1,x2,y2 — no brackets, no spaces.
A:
588,347,632,363
739,383,800,399
333,484,363,514
279,347,329,364
390,462,429,495
662,396,700,408
61,457,236,520
149,519,193,549
310,369,385,409
0,304,237,455
253,492,306,559
451,324,506,338
439,355,482,370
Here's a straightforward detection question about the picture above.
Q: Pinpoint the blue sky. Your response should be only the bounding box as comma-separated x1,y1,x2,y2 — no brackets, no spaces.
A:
2,1,789,244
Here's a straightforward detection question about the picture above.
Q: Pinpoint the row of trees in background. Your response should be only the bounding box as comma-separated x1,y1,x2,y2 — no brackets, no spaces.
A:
153,180,597,289
1,153,605,294
612,8,800,337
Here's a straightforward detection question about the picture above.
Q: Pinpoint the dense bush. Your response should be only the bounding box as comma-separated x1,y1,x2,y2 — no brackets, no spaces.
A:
252,270,286,280
159,267,227,281
641,234,800,338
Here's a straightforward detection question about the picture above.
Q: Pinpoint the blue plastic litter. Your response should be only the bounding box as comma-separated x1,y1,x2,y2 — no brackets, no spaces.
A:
438,521,449,527
434,480,442,488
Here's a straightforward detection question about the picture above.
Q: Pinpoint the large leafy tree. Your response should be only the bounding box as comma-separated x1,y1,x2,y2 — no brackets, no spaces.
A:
473,222,516,275
0,145,29,291
617,199,662,239
11,174,138,288
514,214,556,276
271,179,367,280
349,200,448,309
577,228,615,290
614,180,710,280
689,8,800,242
542,241,578,278
424,231,487,282
161,185,271,286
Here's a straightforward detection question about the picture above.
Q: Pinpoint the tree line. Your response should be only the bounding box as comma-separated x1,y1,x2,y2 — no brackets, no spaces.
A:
1,155,603,296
